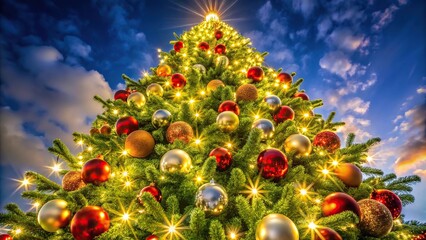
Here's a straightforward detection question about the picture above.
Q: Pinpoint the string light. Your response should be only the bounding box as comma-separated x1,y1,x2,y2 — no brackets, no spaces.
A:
195,139,201,145
78,161,84,166
122,171,129,177
157,48,162,53
77,140,84,145
47,162,63,176
308,222,317,229
241,174,267,199
78,155,83,160
175,92,182,97
301,127,308,133
15,228,22,235
113,109,119,115
122,213,130,221
332,160,339,166
321,168,330,175
122,150,128,156
300,189,308,196
229,231,238,239
226,143,232,148
366,156,373,162
87,146,93,152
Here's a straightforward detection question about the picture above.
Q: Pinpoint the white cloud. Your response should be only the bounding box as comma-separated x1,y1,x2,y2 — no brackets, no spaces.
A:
257,1,272,24
337,72,377,96
327,28,364,51
417,86,426,94
317,17,332,39
337,115,372,142
64,36,92,59
292,0,316,18
341,97,370,115
372,5,399,32
393,115,403,123
319,51,352,79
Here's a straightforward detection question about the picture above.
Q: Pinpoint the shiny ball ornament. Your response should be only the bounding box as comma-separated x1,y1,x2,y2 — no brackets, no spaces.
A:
193,64,206,74
236,84,258,101
252,119,275,141
314,227,343,240
160,149,192,173
152,109,172,128
214,29,223,40
90,127,100,136
170,73,187,89
37,199,72,232
214,44,226,54
115,116,139,136
218,100,240,115
413,232,426,240
322,192,361,218
70,206,110,240
174,41,184,52
62,171,86,191
198,41,210,51
146,83,164,97
114,89,130,102
334,163,362,187
195,180,228,215
0,234,12,240
313,131,341,153
209,147,232,171
166,121,194,143
370,189,402,219
257,149,288,179
100,124,111,135
215,55,229,68
264,95,282,112
127,92,146,107
125,130,155,158
273,106,295,124
284,134,312,156
207,79,225,93
294,92,309,100
358,199,393,238
276,72,293,85
81,158,111,185
255,213,299,240
247,66,264,83
138,183,162,205
216,111,239,132
146,235,159,240
156,64,172,77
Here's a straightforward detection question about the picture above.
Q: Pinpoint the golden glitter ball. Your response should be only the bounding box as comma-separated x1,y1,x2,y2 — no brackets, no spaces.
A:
146,83,164,97
358,199,393,238
125,130,155,158
127,92,146,107
206,79,225,93
335,163,363,187
37,199,72,232
216,111,239,132
156,64,172,77
283,134,312,156
62,170,86,191
166,121,194,143
236,84,258,101
256,213,299,240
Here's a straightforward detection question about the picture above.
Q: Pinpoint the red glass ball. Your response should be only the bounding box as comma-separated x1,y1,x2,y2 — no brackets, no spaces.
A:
70,206,110,240
322,192,361,218
82,159,111,185
114,90,130,102
115,116,139,136
247,66,264,82
214,44,226,54
218,100,240,115
413,232,426,240
273,106,295,123
209,147,232,171
170,73,187,89
174,41,184,52
138,184,162,205
314,227,343,240
0,234,12,240
276,72,292,84
257,149,288,179
370,189,402,219
313,131,341,153
294,92,309,100
215,30,223,40
146,235,159,240
198,42,210,51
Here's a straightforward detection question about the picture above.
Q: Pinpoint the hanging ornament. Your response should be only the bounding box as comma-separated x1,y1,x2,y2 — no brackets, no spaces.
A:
146,235,159,240
218,100,240,115
195,180,228,215
170,73,187,89
160,149,192,173
209,147,232,171
138,183,162,205
115,116,139,136
413,232,426,240
146,83,164,97
247,66,264,83
358,199,393,238
283,133,312,156
257,149,288,179
294,92,309,100
313,131,341,153
276,72,293,85
264,95,282,112
198,42,210,51
215,56,229,68
207,79,225,93
252,119,275,140
214,44,226,54
90,127,100,136
114,89,130,102
81,158,111,185
37,199,72,232
152,109,172,128
125,130,155,158
0,234,12,240
314,227,343,240
174,41,184,52
255,214,299,240
214,29,223,40
216,111,239,132
62,171,86,191
370,189,402,219
334,163,362,188
70,206,110,240
156,64,172,77
166,121,194,143
193,64,206,74
322,192,361,217
236,84,258,101
127,92,146,107
100,124,111,135
273,106,295,124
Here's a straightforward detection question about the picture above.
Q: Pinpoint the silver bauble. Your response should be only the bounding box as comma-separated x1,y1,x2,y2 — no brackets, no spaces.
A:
216,56,229,68
195,180,228,215
146,83,164,97
127,92,146,107
160,149,192,173
256,214,299,240
152,109,172,128
216,111,239,132
284,133,312,156
252,119,275,140
38,199,72,232
193,64,206,74
264,95,282,112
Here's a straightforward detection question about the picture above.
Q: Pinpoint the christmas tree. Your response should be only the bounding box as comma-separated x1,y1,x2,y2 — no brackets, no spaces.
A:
1,12,425,240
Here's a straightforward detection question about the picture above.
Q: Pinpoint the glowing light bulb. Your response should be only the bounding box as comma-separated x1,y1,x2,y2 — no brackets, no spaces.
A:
78,161,83,166
168,225,176,233
315,198,321,204
322,169,330,175
122,213,130,221
195,139,201,145
125,181,131,187
15,228,22,235
122,171,128,177
226,143,232,148
332,160,339,166
251,188,258,195
189,99,195,104
230,232,237,239
122,150,128,156
301,127,308,132
77,140,84,145
175,92,181,97
78,155,83,160
254,115,260,120
87,146,93,152
205,12,219,21
366,156,373,162
195,113,200,118
308,222,317,229
300,189,308,196
157,48,162,52
200,90,206,96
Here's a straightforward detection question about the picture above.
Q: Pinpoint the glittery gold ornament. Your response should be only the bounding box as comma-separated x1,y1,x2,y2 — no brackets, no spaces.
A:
62,171,86,191
125,130,155,158
284,134,312,156
160,149,192,173
156,64,172,77
166,121,194,143
195,179,228,215
216,111,239,132
252,118,274,140
193,64,206,74
236,84,258,101
206,79,225,93
127,92,146,107
215,56,229,68
256,214,299,240
335,163,362,187
146,83,164,97
37,199,72,232
358,199,393,238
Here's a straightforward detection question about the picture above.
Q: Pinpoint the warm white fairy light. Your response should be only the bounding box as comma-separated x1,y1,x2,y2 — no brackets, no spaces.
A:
122,171,129,177
122,213,130,221
366,156,373,162
175,92,182,97
77,140,84,145
125,181,131,187
122,150,128,156
87,146,93,152
78,155,83,160
15,228,22,235
226,143,232,148
157,48,162,53
315,198,321,204
78,161,83,166
229,232,237,239
332,160,339,166
195,139,201,145
321,168,330,175
205,12,219,21
308,222,317,229
113,109,119,115
200,90,206,96
300,189,308,196
301,127,308,133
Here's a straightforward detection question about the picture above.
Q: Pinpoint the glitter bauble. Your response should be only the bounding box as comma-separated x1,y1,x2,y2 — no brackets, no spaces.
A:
370,189,402,219
62,171,86,191
236,84,258,101
125,130,155,158
313,131,341,153
257,149,288,179
166,121,194,143
358,199,393,238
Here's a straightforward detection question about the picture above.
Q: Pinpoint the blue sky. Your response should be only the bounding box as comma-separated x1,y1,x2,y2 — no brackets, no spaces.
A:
0,0,425,221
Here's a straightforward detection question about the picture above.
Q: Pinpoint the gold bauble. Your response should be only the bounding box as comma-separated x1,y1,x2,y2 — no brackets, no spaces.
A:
215,56,229,68
156,64,172,77
206,79,225,93
216,111,239,132
335,163,362,187
166,121,194,143
236,84,258,101
146,83,164,97
160,149,192,173
283,134,312,156
252,118,275,140
256,213,299,240
37,199,72,232
62,171,86,191
152,109,172,128
125,130,155,158
127,92,146,107
358,199,393,238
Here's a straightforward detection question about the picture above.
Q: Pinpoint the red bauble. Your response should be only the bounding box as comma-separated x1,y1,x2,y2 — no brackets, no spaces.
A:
257,149,288,179
138,184,162,205
413,232,426,240
146,235,159,240
313,131,341,153
273,106,295,123
198,42,210,51
114,90,130,102
215,30,223,40
0,234,12,240
218,100,240,115
322,192,361,218
174,41,184,52
370,189,402,219
247,66,264,82
70,206,110,240
170,73,187,89
294,92,309,100
209,147,232,171
100,125,111,135
214,44,226,54
314,227,343,240
82,158,111,185
276,72,292,84
115,116,139,136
